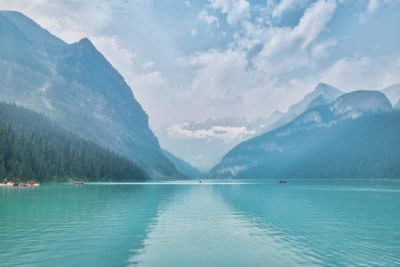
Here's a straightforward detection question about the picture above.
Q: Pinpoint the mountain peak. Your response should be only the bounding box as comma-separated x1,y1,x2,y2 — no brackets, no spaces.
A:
265,83,344,131
332,90,392,116
74,38,100,55
315,82,333,89
286,83,343,116
0,10,24,16
0,10,30,21
283,90,392,133
308,83,342,98
78,37,95,47
0,10,66,52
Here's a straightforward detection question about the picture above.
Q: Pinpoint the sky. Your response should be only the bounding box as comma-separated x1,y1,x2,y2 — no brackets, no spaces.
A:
1,0,400,170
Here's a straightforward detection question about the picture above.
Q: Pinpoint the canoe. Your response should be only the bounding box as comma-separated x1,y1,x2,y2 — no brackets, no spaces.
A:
0,183,14,187
0,182,39,187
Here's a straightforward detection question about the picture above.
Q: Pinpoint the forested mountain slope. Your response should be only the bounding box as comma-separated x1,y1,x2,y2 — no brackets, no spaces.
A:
210,91,400,179
0,102,148,182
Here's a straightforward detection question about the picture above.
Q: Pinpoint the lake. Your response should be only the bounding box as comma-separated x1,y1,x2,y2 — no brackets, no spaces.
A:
1,180,400,266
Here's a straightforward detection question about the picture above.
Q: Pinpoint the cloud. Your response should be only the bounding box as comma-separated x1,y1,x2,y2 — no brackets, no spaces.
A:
360,0,397,22
191,28,198,36
167,123,255,144
182,49,252,102
253,0,337,74
368,0,381,14
0,0,114,43
382,57,400,87
294,0,337,47
272,0,311,18
273,0,296,18
180,0,338,120
322,57,374,91
320,56,400,91
208,0,250,24
198,10,220,27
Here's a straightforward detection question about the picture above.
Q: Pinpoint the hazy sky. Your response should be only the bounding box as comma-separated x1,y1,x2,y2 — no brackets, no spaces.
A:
1,0,400,169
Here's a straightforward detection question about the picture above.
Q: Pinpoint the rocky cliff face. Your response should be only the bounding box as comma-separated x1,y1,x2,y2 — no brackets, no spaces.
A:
0,11,181,179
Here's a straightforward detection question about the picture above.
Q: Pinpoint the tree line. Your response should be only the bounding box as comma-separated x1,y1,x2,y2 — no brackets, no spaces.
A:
0,102,148,182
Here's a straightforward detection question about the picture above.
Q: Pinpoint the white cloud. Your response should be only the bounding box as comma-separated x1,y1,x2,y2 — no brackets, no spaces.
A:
368,0,381,14
273,0,296,18
208,0,250,24
183,49,252,101
272,0,311,18
360,0,396,21
254,0,337,74
322,57,374,91
167,123,255,143
142,61,155,71
0,0,114,43
178,0,338,121
191,28,198,36
294,0,337,47
382,57,400,87
321,57,390,91
198,11,220,27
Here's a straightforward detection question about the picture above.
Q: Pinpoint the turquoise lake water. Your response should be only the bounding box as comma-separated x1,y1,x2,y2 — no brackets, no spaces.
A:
1,180,400,266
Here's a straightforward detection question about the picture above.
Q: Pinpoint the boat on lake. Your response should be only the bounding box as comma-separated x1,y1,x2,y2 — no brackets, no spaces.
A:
0,182,14,187
0,181,39,187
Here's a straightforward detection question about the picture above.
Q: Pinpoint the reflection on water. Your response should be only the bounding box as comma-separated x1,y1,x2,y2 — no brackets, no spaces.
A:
128,186,312,266
0,184,175,266
1,180,400,266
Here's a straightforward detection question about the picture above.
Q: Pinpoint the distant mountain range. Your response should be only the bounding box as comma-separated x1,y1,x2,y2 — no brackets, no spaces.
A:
159,83,344,171
209,90,400,179
162,149,203,178
265,83,344,131
0,11,184,179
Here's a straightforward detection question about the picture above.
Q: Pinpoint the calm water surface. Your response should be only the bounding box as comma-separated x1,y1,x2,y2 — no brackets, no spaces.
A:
1,180,400,266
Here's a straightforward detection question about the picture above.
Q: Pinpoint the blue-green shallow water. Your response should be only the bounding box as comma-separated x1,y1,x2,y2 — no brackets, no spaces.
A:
1,180,400,266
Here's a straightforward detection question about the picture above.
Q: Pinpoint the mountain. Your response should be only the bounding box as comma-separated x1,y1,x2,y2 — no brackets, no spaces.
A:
266,83,344,131
159,115,286,172
162,149,203,178
0,102,148,182
382,83,400,106
209,91,398,179
0,11,182,179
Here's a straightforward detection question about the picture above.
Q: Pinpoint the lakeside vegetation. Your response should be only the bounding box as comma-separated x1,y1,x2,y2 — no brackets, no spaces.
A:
0,102,148,183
